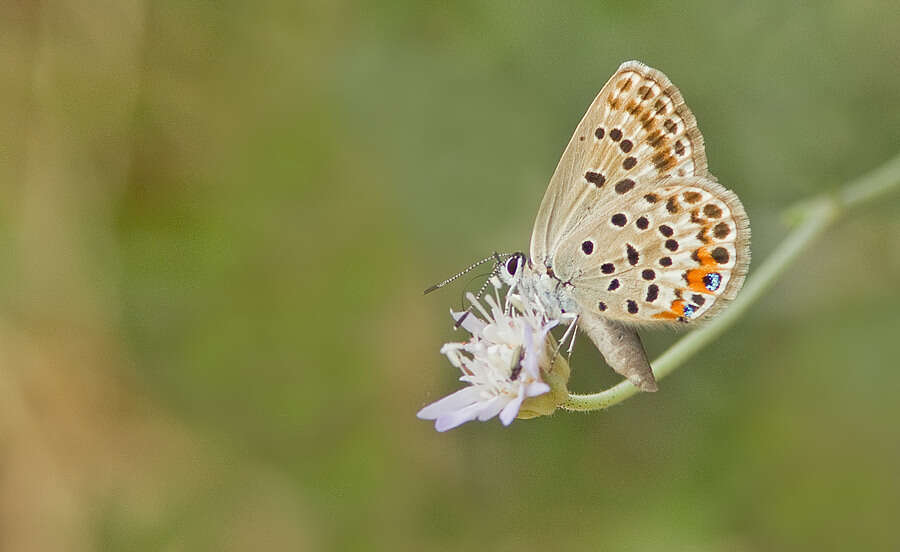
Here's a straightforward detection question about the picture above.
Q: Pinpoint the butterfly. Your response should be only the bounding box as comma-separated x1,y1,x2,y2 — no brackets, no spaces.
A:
497,60,750,391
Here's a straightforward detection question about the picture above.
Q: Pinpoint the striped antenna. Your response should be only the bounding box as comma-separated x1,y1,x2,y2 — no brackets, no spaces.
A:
423,252,513,294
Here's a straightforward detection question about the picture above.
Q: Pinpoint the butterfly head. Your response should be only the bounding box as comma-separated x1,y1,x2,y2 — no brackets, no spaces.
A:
497,252,528,287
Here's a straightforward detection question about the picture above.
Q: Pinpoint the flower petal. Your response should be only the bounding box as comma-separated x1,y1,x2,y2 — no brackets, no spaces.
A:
525,381,551,397
416,386,483,420
476,395,509,421
498,391,526,426
451,310,486,335
434,402,484,432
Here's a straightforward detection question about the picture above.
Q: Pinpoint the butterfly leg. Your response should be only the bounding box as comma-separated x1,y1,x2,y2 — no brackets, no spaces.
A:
547,313,579,367
578,312,658,392
551,314,579,358
563,315,580,368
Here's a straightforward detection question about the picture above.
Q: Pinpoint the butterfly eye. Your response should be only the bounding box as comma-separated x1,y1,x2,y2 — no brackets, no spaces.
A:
506,257,519,276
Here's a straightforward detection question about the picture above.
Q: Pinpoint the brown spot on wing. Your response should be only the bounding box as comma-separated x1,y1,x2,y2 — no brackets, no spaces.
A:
703,204,723,218
713,222,731,239
683,191,702,203
646,129,666,147
653,152,677,172
585,171,606,187
711,246,730,264
615,179,635,194
665,196,680,214
696,227,711,244
626,243,640,265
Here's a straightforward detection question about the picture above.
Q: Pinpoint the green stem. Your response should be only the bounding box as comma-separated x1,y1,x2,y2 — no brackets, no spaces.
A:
563,152,900,412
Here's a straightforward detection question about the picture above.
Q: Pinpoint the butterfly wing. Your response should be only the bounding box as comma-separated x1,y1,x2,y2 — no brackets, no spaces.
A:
578,312,658,391
565,176,750,324
530,60,709,269
527,61,750,390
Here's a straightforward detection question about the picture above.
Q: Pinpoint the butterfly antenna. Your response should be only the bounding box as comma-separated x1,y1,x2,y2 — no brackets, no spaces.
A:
423,252,514,294
452,264,504,328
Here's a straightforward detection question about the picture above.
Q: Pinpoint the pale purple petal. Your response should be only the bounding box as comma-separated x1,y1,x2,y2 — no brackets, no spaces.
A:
451,310,486,335
466,292,492,321
439,345,464,368
434,402,485,432
416,386,483,420
525,381,551,397
498,390,526,426
476,395,509,421
522,319,534,349
521,321,541,379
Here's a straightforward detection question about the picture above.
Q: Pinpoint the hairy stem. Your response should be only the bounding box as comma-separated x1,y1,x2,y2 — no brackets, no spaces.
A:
563,152,900,412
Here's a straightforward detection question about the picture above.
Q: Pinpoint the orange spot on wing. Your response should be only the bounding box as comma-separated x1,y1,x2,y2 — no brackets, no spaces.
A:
683,248,724,294
686,268,717,293
695,247,718,267
653,311,679,320
653,300,686,320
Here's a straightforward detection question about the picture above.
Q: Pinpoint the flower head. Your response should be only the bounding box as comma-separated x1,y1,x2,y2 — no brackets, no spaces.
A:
418,279,569,432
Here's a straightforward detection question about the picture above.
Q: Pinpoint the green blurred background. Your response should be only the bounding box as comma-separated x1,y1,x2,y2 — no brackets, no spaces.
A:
2,1,899,550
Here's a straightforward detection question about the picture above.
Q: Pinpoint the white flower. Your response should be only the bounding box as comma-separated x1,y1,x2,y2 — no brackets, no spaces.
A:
418,280,561,432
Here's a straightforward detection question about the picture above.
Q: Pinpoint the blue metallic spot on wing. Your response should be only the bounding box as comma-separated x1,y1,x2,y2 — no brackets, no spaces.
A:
703,272,722,292
682,304,697,318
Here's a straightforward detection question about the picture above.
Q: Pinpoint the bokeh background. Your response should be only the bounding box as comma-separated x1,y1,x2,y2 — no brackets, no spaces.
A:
2,1,899,550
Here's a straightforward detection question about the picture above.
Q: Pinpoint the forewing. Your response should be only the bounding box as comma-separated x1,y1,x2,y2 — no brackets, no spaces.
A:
530,60,709,267
565,176,750,324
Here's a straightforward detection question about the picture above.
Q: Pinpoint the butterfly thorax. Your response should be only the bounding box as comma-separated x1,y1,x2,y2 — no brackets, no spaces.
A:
500,253,579,319
520,265,580,320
